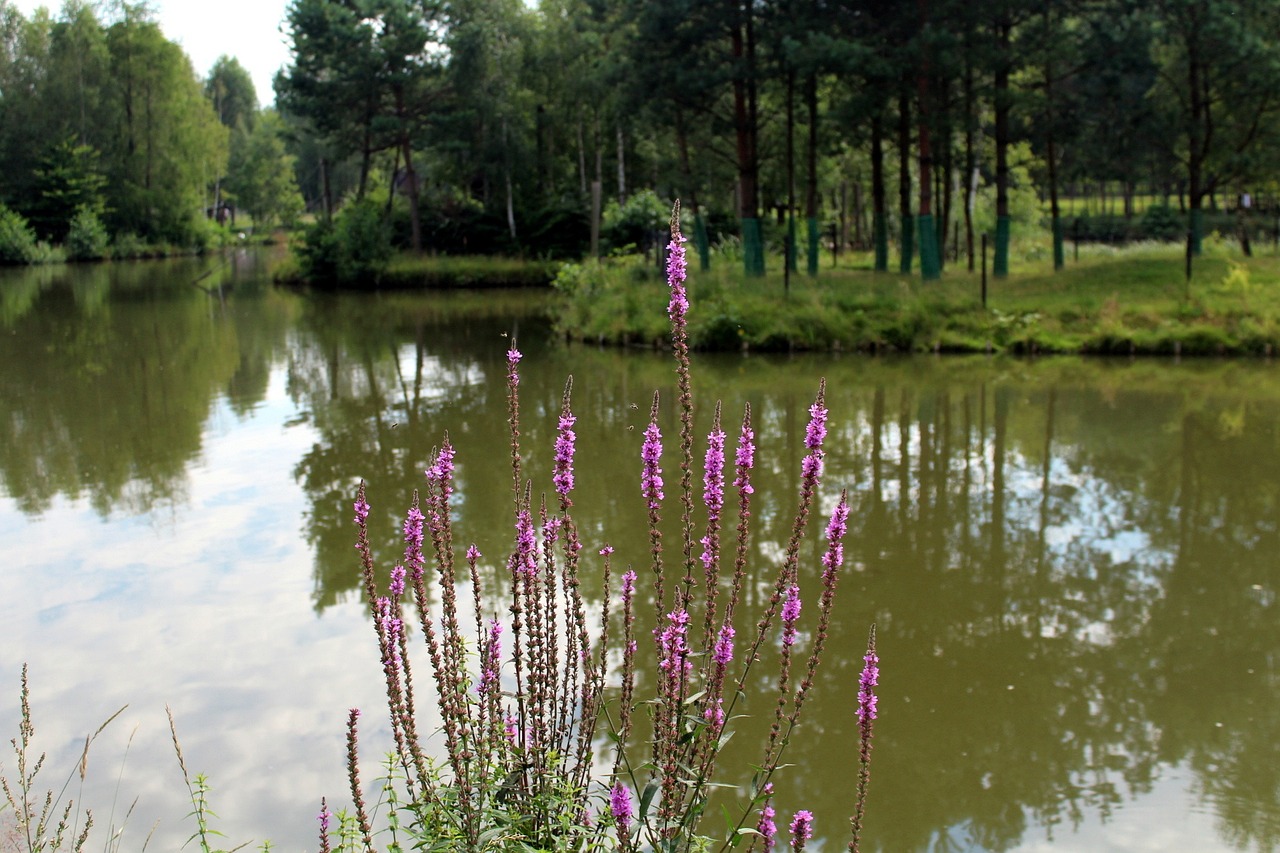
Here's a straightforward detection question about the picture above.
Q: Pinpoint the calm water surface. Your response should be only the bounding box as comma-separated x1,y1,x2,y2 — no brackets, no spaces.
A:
2,253,1278,852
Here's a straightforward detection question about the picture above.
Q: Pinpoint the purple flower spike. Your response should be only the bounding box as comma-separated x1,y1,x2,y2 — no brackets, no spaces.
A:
782,584,802,646
477,618,502,695
789,810,814,850
318,798,332,853
506,348,522,385
821,498,851,581
621,569,637,604
553,410,577,499
658,608,692,674
666,225,689,324
804,401,828,451
610,780,633,836
757,783,777,852
704,425,726,519
641,421,664,508
857,635,880,724
513,509,537,576
353,496,370,524
713,623,735,667
734,418,755,494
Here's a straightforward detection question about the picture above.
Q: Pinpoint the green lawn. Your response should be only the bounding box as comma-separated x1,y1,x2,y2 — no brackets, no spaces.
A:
551,239,1280,356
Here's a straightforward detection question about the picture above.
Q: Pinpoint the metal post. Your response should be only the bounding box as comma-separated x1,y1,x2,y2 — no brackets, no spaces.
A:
981,232,988,309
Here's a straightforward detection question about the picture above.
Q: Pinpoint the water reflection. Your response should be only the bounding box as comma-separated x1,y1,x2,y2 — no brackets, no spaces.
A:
0,252,293,515
1,258,1278,851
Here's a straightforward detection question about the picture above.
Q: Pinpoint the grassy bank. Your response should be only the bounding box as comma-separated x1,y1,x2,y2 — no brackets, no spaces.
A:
552,240,1280,356
274,250,560,289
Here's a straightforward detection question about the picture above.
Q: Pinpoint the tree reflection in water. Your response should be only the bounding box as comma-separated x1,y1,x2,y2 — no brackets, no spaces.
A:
2,263,1276,851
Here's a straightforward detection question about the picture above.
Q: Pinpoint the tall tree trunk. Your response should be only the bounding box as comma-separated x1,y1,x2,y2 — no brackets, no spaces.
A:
785,66,796,286
898,80,914,273
577,117,587,197
1044,5,1063,270
732,0,762,274
401,135,422,252
871,109,888,272
916,2,940,280
616,123,626,204
964,31,976,271
805,72,819,276
993,15,1012,278
396,88,421,252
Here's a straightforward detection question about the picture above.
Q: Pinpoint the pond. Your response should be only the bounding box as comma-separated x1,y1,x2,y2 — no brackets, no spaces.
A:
1,252,1278,852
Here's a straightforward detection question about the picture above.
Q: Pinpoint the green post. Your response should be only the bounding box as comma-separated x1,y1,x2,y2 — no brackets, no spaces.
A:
994,215,1010,278
917,213,941,280
786,215,798,273
1052,218,1064,270
741,217,765,276
806,218,819,276
694,212,711,271
899,213,915,273
873,212,889,272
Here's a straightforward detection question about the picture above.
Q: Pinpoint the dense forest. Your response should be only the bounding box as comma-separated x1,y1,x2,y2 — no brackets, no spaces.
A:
3,0,1280,275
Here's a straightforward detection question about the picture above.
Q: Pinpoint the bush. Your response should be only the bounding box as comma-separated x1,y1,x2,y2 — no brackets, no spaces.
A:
296,200,394,286
111,231,149,259
0,203,38,264
602,189,670,253
66,206,110,260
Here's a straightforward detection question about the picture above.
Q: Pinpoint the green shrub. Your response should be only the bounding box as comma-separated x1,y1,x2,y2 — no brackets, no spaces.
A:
296,200,394,286
0,203,38,264
66,206,110,260
602,189,669,253
112,231,149,259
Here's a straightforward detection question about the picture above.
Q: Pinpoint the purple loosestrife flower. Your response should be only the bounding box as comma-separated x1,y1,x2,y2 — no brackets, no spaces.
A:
782,584,802,646
658,608,693,674
704,697,725,729
506,347,522,384
353,495,370,524
600,545,615,557
641,421,665,508
426,443,456,498
789,810,814,850
317,799,331,853
513,508,537,576
734,420,756,494
713,623,735,667
402,504,425,575
704,425,726,518
757,783,777,852
553,410,577,500
857,638,880,724
477,618,502,695
801,393,828,480
822,500,850,579
666,231,689,324
466,543,481,562
804,402,828,450
621,569,636,601
389,565,406,598
610,780,633,836
376,597,403,670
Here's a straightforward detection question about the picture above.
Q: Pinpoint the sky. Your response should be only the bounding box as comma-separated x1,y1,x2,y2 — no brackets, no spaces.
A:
12,0,293,107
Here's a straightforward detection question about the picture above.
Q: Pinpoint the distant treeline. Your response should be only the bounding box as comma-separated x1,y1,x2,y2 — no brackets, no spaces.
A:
5,0,1279,271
